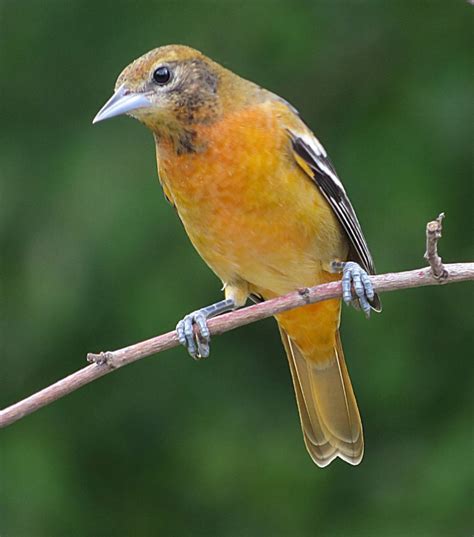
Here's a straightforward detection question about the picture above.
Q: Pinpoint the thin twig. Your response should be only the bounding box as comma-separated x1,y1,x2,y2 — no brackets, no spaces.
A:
424,212,448,279
1,217,473,429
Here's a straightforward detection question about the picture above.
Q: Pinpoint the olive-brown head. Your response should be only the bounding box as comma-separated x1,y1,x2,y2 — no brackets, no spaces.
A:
93,45,262,146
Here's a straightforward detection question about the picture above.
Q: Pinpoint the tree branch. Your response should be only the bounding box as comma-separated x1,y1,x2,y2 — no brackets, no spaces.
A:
1,215,473,429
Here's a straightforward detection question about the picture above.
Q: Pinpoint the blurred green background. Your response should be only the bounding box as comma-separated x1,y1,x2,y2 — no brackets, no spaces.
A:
1,1,472,536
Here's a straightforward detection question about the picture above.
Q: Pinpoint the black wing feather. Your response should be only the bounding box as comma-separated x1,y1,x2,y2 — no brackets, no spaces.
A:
290,132,381,311
290,133,376,275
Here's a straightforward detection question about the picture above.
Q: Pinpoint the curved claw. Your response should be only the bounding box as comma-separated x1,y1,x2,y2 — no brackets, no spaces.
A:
342,262,374,318
176,310,211,360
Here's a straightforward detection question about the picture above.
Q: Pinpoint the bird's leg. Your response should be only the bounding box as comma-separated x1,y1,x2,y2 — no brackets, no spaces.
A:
329,260,375,318
176,299,235,360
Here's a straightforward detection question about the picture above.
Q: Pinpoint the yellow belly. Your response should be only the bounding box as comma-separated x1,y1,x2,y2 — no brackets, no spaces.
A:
156,104,348,296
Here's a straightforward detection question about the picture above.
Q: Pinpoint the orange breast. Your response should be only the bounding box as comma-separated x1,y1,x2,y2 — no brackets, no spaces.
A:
156,104,347,296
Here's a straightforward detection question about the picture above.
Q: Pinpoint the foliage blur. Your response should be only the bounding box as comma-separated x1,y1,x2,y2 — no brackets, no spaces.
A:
1,1,472,536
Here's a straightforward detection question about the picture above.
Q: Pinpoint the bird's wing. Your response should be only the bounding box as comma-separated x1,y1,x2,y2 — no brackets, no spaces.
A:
288,129,376,276
287,126,381,311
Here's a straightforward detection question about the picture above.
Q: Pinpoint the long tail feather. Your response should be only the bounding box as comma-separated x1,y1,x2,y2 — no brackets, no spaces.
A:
279,326,363,467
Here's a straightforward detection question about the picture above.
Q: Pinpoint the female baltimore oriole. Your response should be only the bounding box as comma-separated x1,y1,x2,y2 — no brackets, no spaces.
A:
94,45,381,467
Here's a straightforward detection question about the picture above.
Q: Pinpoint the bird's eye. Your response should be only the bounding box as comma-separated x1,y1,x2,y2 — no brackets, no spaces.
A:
153,66,171,85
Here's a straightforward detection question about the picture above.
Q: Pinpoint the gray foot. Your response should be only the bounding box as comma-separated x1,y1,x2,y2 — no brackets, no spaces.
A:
176,310,211,359
176,298,235,360
342,262,375,318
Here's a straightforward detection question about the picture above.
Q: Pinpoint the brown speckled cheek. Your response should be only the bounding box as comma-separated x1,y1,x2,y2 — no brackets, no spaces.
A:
168,60,220,125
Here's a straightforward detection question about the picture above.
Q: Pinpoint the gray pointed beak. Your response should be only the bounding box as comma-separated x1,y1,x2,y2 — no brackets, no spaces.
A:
93,84,152,124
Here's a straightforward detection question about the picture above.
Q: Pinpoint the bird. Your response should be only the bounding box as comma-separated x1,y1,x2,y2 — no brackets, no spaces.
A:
93,45,381,467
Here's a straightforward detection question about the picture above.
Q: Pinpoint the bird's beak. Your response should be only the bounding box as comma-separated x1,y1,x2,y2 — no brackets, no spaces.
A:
92,84,152,124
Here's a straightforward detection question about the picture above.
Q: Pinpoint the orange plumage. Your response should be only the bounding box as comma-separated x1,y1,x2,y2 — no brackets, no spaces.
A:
94,45,380,467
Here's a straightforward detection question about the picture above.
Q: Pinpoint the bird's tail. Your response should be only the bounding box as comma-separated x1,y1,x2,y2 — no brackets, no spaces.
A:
276,299,363,467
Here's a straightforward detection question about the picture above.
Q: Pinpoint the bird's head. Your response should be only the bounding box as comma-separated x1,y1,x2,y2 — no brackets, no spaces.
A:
93,45,256,139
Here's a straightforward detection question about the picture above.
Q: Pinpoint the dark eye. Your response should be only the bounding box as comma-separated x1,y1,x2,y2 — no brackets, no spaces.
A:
153,66,171,85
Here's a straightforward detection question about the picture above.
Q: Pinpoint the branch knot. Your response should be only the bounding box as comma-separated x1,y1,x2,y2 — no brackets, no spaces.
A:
87,351,116,368
424,213,448,280
297,287,311,304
